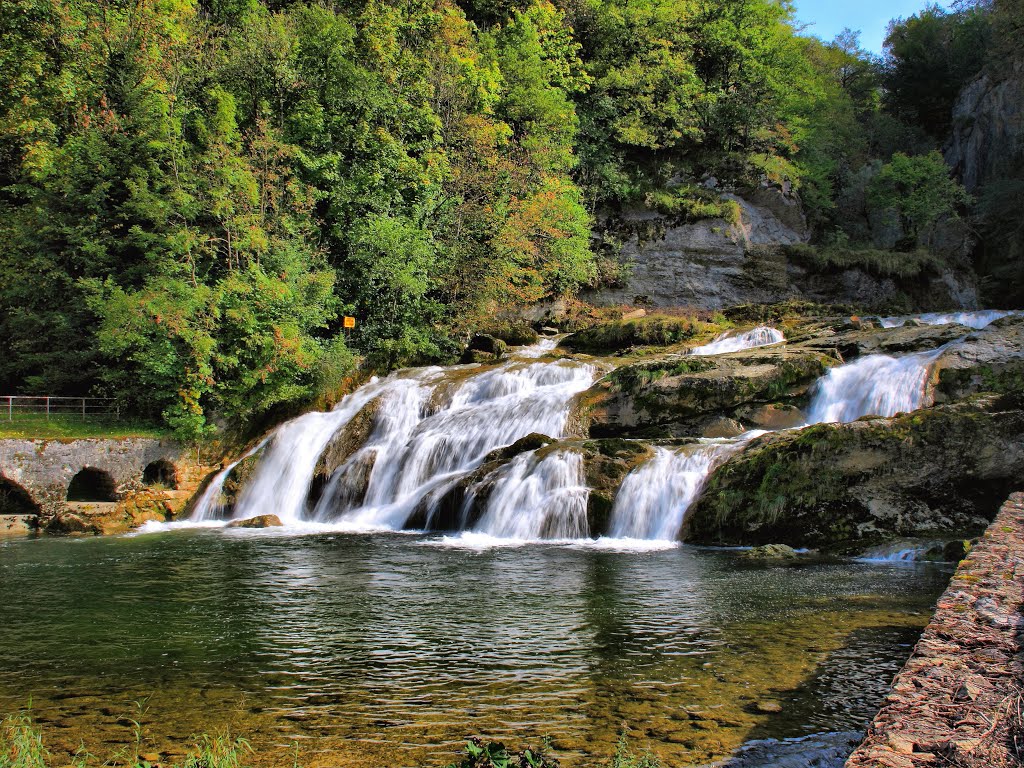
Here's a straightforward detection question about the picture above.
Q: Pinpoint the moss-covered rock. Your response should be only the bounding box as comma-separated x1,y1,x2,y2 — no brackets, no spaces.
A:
577,438,655,535
576,349,838,438
683,397,1024,551
560,315,718,354
479,322,540,347
461,334,508,363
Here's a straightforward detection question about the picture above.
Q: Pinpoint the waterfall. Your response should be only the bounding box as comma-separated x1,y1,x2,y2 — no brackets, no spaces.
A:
191,437,271,522
193,340,596,530
608,434,765,541
805,350,941,425
470,449,590,540
689,326,784,355
878,309,1018,330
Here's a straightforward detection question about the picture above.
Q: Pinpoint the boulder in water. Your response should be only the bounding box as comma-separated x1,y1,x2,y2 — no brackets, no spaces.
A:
227,514,283,529
741,544,798,560
576,348,838,438
478,323,539,347
684,396,1024,551
461,334,508,364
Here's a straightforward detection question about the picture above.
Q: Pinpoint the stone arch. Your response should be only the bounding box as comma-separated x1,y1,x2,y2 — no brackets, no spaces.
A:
0,476,40,515
143,459,179,489
67,467,119,502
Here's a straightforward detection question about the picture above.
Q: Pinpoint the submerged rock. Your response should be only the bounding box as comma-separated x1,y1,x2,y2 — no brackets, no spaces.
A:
227,514,283,529
741,544,798,560
684,397,1024,551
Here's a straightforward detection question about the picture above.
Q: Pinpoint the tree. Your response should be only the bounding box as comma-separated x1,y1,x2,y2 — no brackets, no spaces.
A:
868,151,970,245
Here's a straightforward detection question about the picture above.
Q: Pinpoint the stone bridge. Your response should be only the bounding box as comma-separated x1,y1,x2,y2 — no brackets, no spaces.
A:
0,438,190,530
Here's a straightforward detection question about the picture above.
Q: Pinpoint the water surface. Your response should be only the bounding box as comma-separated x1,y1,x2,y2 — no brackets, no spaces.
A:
0,530,949,767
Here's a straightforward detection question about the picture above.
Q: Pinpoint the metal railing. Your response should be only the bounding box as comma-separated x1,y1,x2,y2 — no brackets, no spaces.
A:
2,396,120,421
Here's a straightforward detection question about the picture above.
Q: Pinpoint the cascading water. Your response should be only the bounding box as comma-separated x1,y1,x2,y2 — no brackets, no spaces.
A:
805,349,941,424
183,315,972,544
689,326,785,355
877,309,1018,330
469,449,590,540
608,437,762,541
192,339,597,532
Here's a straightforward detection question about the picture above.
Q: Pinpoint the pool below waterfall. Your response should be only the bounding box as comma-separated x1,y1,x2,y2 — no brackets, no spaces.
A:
0,529,949,767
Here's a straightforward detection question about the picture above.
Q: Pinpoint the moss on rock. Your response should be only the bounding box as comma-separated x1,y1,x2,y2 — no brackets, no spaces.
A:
683,398,1024,551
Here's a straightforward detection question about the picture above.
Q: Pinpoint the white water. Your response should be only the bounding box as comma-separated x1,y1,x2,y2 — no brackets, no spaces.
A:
192,340,596,531
191,437,271,522
878,309,1018,330
470,449,590,539
805,350,941,424
690,326,785,355
182,311,982,545
608,433,766,540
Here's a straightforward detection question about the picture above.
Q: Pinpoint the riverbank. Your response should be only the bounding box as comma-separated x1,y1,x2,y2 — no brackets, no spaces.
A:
845,492,1024,768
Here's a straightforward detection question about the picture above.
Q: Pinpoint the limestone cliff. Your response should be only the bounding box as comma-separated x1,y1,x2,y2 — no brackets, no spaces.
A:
946,60,1024,193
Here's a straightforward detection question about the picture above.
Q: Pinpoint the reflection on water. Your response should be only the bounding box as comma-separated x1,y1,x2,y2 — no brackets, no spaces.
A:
0,531,948,767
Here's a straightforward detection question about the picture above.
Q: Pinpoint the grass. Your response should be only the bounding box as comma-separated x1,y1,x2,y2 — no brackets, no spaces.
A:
0,711,251,768
0,415,169,440
1,711,664,768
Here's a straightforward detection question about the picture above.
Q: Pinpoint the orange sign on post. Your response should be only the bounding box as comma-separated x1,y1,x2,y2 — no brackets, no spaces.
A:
343,316,356,329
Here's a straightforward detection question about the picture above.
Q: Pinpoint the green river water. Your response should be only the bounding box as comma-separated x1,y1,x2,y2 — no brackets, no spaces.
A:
0,528,950,767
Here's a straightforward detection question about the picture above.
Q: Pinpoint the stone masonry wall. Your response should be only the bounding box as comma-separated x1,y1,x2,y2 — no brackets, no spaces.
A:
845,492,1024,767
0,438,183,512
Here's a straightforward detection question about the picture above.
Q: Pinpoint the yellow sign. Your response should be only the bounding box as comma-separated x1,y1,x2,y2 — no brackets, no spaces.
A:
343,316,356,329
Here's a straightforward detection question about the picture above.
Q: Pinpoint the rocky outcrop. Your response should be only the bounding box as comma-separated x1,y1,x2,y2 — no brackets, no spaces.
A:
576,348,838,438
845,493,1024,768
946,62,1024,193
587,193,809,309
683,397,1024,551
586,188,976,310
227,514,283,529
45,488,174,535
934,315,1024,401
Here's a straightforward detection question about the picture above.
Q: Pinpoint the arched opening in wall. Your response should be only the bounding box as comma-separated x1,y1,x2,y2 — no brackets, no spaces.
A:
0,477,40,515
67,468,119,502
143,460,179,490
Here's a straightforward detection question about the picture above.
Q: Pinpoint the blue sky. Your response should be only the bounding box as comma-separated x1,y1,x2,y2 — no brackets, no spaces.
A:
791,1,950,54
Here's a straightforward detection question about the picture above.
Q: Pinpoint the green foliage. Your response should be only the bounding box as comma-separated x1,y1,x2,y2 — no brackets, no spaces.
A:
444,738,559,768
867,151,970,245
0,0,1016,438
0,713,47,768
606,734,663,768
882,4,991,139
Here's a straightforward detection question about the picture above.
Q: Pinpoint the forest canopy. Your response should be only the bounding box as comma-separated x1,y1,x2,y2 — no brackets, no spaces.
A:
0,0,1016,438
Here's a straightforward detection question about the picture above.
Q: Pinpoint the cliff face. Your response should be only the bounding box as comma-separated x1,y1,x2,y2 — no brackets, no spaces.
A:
946,60,1024,193
586,186,978,311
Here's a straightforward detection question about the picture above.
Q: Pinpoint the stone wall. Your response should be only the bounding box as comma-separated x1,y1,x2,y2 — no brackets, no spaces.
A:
0,437,183,513
845,492,1024,767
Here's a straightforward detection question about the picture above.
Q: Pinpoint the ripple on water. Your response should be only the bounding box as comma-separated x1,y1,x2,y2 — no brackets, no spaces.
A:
0,531,950,767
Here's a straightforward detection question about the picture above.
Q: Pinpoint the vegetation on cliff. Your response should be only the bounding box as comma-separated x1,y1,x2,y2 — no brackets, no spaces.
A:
0,0,1013,439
